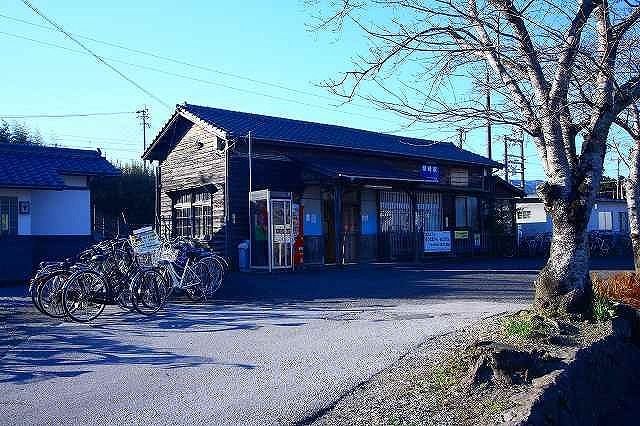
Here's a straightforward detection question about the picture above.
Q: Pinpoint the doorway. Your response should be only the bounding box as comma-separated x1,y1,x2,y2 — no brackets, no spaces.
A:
322,190,336,264
341,189,360,263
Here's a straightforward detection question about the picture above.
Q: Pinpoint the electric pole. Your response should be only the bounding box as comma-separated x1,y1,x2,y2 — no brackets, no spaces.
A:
137,106,150,168
503,130,526,189
486,68,492,161
457,128,466,149
608,155,622,199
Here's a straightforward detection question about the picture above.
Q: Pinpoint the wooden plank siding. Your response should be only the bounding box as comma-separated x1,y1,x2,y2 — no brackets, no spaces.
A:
158,123,227,253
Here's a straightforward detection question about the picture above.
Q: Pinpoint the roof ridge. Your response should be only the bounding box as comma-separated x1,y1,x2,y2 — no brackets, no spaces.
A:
0,143,101,157
182,103,448,146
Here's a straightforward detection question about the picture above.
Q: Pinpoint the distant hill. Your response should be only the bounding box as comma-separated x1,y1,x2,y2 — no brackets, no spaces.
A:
510,179,543,195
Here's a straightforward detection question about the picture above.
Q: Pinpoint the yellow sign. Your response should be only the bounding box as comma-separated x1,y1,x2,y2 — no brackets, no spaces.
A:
454,230,469,239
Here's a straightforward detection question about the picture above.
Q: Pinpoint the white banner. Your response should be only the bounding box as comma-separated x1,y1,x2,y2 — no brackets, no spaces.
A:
130,226,162,254
516,203,547,224
424,231,451,253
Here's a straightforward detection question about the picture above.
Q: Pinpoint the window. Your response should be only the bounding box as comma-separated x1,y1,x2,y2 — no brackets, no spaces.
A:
455,196,467,227
598,211,613,231
0,197,18,236
173,193,192,237
450,168,469,186
193,190,213,238
619,211,630,233
173,190,214,238
455,196,478,228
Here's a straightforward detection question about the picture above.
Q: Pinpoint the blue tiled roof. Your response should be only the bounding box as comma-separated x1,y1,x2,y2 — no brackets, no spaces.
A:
289,154,424,181
0,144,120,189
175,104,501,167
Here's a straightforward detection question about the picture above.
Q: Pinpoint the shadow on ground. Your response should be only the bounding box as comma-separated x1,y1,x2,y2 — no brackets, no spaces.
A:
1,257,630,386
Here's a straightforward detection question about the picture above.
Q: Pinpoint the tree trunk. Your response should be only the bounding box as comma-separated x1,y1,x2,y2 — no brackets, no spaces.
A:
533,193,591,316
624,147,640,272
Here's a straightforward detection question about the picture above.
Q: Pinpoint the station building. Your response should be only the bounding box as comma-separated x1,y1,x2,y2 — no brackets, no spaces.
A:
143,103,522,269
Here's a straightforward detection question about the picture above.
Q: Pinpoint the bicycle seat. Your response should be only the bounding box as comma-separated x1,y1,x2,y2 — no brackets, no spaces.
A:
91,254,106,262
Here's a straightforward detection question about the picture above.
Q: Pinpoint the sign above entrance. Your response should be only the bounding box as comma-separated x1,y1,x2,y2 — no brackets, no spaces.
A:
424,231,451,253
420,165,441,183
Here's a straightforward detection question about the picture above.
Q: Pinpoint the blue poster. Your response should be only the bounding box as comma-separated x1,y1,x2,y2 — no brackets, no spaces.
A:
420,164,440,183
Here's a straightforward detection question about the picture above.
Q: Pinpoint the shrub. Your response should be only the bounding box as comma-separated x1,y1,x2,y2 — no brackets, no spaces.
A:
592,272,640,309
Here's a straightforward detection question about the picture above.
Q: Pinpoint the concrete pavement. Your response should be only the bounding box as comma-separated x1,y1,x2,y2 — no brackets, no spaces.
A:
0,262,535,425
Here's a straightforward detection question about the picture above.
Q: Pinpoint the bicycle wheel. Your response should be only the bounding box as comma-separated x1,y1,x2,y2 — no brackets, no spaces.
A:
131,268,168,315
184,261,209,302
114,281,135,311
62,270,108,322
37,270,71,318
200,257,224,297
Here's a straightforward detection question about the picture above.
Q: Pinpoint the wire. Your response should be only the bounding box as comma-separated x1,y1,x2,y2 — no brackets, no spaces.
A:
0,111,136,119
0,29,402,126
0,12,377,112
20,0,170,108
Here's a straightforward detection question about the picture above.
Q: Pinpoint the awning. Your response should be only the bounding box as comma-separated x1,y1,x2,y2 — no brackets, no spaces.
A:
287,155,428,183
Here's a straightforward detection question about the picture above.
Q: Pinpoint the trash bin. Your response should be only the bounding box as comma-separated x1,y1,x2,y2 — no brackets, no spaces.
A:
238,240,250,272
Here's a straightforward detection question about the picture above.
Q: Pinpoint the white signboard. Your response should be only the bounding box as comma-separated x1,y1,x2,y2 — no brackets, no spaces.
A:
516,203,548,224
130,226,162,254
424,231,452,253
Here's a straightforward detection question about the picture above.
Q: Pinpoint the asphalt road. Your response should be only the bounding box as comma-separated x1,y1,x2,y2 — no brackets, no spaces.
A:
0,260,555,425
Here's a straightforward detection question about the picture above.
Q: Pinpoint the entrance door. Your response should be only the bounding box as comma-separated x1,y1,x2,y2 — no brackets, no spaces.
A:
322,191,336,264
342,190,360,263
341,204,360,262
270,198,293,268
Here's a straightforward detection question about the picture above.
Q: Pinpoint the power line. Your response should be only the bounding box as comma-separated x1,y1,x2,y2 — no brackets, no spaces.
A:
0,12,377,112
19,0,170,108
0,29,402,126
55,133,136,143
0,111,136,119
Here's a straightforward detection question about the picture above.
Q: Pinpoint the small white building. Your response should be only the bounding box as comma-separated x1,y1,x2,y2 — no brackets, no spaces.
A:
0,143,119,282
516,196,630,236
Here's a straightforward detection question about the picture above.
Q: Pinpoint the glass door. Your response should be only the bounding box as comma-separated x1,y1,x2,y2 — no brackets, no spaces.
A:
270,199,293,269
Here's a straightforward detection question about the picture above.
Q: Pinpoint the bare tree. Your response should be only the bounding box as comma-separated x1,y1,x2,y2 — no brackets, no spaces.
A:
612,104,640,270
309,0,640,315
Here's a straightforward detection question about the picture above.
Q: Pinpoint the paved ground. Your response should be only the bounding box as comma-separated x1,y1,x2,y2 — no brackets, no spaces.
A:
0,257,626,425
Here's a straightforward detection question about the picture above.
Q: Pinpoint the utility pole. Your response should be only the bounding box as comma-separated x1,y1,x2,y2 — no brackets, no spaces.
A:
520,132,525,190
137,106,150,168
609,155,622,199
457,128,466,149
504,130,526,189
486,68,492,161
503,136,508,182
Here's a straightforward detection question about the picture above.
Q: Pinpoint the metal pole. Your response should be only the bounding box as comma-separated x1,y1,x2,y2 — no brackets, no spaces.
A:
248,131,252,269
486,68,492,160
617,157,621,199
248,131,252,193
520,134,525,190
504,137,508,182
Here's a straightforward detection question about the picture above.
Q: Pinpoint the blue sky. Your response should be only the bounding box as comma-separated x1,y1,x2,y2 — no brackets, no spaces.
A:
0,0,624,181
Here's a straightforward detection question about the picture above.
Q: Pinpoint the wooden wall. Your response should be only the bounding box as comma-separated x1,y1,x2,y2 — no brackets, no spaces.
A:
158,123,227,252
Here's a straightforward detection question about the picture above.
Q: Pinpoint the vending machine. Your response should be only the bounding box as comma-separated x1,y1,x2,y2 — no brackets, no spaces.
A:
249,190,294,271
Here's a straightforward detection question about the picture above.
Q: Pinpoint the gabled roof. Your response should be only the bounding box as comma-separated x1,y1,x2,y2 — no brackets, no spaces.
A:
0,143,120,190
144,103,503,168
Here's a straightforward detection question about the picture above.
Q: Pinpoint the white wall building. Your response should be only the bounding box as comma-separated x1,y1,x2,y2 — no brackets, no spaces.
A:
516,197,630,236
0,144,119,282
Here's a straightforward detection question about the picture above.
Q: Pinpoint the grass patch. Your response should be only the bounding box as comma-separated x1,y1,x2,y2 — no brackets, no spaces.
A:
592,295,615,322
431,364,456,390
502,312,534,339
